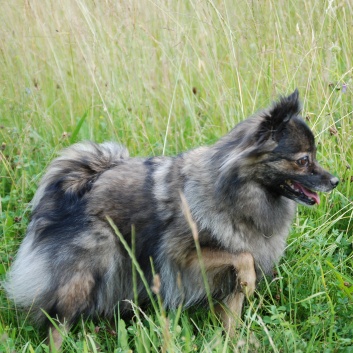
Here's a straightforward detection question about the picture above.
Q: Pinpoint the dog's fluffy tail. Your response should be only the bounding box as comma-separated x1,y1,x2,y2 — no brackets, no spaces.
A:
31,141,129,208
4,141,128,322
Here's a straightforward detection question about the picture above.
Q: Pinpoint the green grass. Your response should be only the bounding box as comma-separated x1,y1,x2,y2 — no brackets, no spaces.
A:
0,0,352,351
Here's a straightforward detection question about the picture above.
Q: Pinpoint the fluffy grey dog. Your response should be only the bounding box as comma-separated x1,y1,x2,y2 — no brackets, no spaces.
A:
5,90,338,349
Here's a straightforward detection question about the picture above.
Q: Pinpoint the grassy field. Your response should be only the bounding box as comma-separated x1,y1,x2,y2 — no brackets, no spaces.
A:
0,0,352,351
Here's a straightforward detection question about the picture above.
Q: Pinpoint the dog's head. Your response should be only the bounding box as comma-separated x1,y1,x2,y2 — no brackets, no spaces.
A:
214,90,338,205
254,89,339,205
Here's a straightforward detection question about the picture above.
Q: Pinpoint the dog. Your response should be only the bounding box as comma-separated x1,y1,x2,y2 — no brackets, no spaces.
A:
5,90,339,349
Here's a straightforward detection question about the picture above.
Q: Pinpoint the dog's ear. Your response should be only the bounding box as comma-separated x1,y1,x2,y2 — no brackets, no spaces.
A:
269,89,301,125
256,89,301,143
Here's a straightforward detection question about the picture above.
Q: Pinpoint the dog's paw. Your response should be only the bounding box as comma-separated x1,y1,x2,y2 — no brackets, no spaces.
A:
238,270,256,296
233,252,256,296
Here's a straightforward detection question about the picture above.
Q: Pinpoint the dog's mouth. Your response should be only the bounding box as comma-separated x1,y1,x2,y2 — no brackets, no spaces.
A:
281,180,320,205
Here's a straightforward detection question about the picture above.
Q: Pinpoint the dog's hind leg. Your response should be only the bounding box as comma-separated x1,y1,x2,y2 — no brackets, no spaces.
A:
46,270,97,351
47,322,70,352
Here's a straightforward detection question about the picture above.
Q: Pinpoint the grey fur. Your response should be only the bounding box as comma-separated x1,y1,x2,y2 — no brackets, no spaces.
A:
5,90,338,337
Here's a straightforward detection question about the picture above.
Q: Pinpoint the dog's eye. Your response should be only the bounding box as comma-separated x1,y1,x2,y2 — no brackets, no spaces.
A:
297,156,309,166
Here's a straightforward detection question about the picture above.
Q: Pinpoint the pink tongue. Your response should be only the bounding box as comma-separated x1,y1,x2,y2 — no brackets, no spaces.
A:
293,182,320,204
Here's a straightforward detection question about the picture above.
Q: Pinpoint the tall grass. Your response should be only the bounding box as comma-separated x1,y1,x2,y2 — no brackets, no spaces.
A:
0,0,352,351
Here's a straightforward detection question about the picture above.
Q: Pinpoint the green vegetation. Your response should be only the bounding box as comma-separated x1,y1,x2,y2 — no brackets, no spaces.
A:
0,0,352,351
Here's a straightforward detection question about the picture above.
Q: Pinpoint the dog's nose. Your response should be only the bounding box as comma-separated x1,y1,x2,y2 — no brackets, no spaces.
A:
330,177,339,188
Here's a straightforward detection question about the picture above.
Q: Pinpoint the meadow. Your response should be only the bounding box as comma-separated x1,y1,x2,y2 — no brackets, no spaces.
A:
0,0,352,351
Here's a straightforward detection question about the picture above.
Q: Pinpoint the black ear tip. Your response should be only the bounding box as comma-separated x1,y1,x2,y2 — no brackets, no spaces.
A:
287,88,299,101
265,89,302,126
280,88,301,114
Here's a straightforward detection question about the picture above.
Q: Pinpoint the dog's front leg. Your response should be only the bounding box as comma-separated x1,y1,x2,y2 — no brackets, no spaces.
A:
215,252,256,335
182,250,256,334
